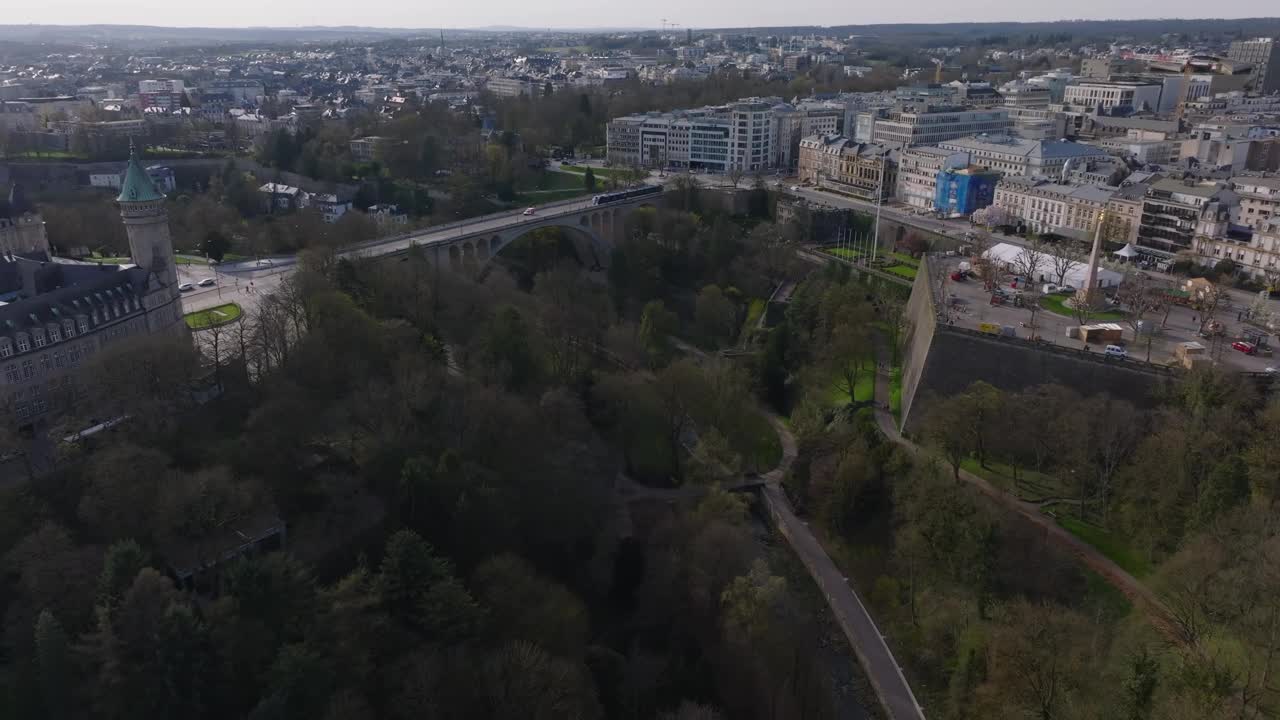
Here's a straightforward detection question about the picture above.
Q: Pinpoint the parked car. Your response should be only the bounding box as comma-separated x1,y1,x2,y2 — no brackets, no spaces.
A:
1232,340,1258,355
1057,284,1076,294
789,186,800,191
1041,283,1060,294
1104,345,1128,359
522,207,536,216
197,277,216,287
951,271,967,282
178,282,194,292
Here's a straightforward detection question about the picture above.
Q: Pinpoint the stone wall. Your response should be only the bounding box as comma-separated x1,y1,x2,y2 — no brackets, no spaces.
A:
899,254,1175,434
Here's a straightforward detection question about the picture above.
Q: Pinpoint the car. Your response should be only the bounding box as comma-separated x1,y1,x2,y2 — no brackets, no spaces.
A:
197,277,216,287
1104,345,1128,359
1057,284,1076,294
522,208,536,216
789,186,799,191
1232,340,1258,355
1266,367,1278,374
178,282,195,292
1041,283,1060,294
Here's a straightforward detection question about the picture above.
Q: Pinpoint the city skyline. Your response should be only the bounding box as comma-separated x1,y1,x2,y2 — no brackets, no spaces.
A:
4,2,1280,33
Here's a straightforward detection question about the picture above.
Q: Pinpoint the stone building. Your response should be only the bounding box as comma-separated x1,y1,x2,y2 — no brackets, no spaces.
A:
1,146,185,428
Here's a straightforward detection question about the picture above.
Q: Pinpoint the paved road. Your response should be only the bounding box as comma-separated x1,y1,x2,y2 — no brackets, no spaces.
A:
868,336,1178,643
667,336,924,720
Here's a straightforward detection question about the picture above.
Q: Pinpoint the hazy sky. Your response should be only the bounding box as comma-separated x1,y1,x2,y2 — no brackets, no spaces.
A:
5,0,1278,30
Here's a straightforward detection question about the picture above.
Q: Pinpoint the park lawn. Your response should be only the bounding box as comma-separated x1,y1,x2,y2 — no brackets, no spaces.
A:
884,264,918,280
829,372,876,406
740,298,766,340
824,247,863,260
89,256,130,264
514,188,593,203
890,252,919,267
560,165,632,180
1038,294,1126,321
521,171,587,192
184,302,243,330
1057,516,1153,579
960,457,1067,500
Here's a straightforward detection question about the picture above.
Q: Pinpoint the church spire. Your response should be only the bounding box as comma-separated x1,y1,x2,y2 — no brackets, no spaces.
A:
117,140,164,204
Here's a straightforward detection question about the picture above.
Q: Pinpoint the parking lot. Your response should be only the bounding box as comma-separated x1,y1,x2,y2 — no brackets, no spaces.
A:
933,255,1277,373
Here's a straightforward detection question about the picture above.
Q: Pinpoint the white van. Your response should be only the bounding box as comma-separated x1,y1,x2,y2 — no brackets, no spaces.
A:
1104,345,1128,360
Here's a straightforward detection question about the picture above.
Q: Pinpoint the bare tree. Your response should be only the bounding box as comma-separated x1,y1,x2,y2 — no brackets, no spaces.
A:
1050,242,1086,287
1116,272,1159,343
1194,282,1233,336
727,166,745,189
1011,238,1049,287
1263,265,1280,295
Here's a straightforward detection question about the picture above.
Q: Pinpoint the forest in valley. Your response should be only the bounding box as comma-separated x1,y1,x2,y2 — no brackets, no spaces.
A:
3,182,1279,720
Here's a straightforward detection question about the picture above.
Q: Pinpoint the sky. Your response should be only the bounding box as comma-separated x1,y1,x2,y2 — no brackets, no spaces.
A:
4,0,1278,31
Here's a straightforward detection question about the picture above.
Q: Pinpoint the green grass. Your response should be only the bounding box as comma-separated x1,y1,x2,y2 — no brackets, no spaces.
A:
88,256,130,264
560,165,633,180
184,303,243,330
883,264,918,280
823,247,864,260
960,457,1068,500
514,188,592,203
1038,294,1126,321
1057,516,1152,579
829,372,876,406
889,367,902,418
741,298,766,340
890,252,919,267
520,171,588,192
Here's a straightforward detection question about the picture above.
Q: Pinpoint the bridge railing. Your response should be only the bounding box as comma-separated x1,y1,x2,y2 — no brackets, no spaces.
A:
342,185,665,256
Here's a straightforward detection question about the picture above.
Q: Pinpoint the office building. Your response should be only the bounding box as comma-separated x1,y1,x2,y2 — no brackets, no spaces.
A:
1081,57,1120,79
1137,178,1232,255
1227,37,1280,94
1062,79,1163,114
935,135,1109,179
487,76,542,98
606,98,778,173
867,103,1012,148
993,177,1115,239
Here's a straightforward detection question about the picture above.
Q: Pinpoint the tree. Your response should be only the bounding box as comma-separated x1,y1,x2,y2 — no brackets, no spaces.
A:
727,166,745,189
471,554,589,658
638,300,677,367
985,601,1094,720
1121,649,1160,720
1011,238,1048,286
1193,282,1232,336
695,285,738,345
34,610,73,720
922,394,976,479
583,166,596,192
375,530,483,642
1049,242,1085,286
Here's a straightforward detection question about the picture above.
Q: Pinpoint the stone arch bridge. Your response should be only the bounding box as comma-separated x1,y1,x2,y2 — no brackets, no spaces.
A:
341,192,662,272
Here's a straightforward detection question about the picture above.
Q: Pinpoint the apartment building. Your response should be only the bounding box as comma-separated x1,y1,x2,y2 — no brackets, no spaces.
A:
1234,176,1280,230
867,103,1012,148
895,146,968,209
771,101,843,170
999,81,1052,108
1196,217,1280,281
486,76,542,98
349,136,398,163
993,176,1115,239
1227,37,1280,94
1062,79,1163,113
935,135,1110,179
1137,178,1232,255
797,135,898,202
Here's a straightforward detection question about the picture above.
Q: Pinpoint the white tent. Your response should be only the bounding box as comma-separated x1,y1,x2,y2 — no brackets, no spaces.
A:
984,242,1123,288
1113,244,1139,258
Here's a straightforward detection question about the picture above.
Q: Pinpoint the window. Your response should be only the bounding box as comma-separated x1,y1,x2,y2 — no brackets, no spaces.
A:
21,359,34,380
39,355,50,372
33,330,46,348
77,317,88,335
48,325,60,342
54,350,64,369
0,341,10,358
16,334,29,353
3,365,17,383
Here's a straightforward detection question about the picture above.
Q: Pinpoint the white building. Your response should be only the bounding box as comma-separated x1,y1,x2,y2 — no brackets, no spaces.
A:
1062,79,1163,113
868,103,1012,148
607,97,779,173
993,177,1116,240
